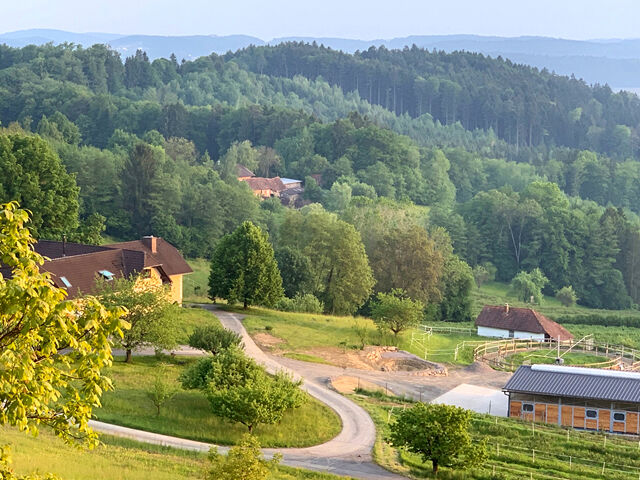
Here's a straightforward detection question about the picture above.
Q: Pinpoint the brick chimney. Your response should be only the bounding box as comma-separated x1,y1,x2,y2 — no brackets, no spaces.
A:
505,303,509,313
142,235,157,253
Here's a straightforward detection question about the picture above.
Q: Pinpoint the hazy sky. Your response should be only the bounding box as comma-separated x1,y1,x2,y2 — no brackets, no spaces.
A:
2,0,638,39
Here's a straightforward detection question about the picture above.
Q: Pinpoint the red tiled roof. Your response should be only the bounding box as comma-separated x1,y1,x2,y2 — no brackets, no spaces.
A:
475,305,574,340
242,176,286,192
105,238,193,277
236,164,255,178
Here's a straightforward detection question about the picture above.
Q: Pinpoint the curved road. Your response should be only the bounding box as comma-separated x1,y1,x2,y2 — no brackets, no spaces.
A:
91,305,405,479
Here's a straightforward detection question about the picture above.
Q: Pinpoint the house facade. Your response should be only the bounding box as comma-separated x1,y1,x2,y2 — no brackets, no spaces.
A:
475,305,573,341
505,365,640,434
8,236,193,304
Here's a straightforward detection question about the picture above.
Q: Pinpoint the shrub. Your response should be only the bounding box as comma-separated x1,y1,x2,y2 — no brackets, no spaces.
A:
555,285,578,307
275,293,324,313
188,325,242,355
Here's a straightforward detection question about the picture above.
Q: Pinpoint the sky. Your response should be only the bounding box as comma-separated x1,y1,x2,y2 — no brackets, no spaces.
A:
1,0,639,40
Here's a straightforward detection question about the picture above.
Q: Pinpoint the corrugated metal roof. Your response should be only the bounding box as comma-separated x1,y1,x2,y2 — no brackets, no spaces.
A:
504,365,640,403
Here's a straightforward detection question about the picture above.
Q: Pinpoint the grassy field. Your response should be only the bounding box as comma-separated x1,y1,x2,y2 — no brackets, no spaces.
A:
504,350,605,366
173,306,221,343
96,355,342,448
238,306,480,365
4,428,351,480
352,391,640,479
183,258,211,303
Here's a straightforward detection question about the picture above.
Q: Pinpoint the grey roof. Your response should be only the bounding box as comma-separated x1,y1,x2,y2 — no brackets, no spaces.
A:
504,365,640,404
281,177,302,184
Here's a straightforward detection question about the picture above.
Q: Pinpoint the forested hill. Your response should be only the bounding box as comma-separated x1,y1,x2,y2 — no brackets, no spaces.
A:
228,43,640,159
3,42,640,313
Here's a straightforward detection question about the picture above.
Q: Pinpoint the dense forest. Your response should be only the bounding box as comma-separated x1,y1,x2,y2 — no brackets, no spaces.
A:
2,41,640,313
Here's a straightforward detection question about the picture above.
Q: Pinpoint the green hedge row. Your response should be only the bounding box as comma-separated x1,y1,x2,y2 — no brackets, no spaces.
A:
554,313,640,328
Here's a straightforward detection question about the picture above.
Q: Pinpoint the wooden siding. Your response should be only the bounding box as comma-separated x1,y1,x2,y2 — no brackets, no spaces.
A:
509,399,640,435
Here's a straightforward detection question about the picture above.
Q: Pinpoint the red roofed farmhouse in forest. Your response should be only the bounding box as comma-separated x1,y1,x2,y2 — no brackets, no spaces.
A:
475,304,573,341
1,236,192,304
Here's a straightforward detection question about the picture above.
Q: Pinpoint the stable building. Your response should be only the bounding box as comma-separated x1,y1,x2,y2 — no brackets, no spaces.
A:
504,365,640,434
475,304,573,341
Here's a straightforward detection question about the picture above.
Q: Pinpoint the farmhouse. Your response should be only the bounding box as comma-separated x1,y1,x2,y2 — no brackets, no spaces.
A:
1,236,192,304
475,304,573,341
505,365,640,434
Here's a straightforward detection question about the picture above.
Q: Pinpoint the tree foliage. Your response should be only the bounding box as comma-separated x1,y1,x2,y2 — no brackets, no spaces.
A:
371,289,425,336
388,403,487,474
555,286,578,307
510,268,549,304
209,221,283,308
0,202,126,472
205,434,281,480
188,324,242,355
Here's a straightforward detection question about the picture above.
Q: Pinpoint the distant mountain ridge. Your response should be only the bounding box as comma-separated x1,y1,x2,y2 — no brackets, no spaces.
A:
3,29,640,88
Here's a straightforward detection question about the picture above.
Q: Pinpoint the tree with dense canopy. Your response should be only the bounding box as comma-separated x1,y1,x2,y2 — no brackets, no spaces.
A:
0,202,126,477
209,221,283,308
388,403,487,474
371,289,425,337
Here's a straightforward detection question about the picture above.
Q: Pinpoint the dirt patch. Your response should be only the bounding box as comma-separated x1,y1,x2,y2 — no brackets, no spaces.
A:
330,375,390,395
291,345,447,375
252,332,285,351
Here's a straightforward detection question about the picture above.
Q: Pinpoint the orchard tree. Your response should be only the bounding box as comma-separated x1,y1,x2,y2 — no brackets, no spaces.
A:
510,268,549,304
389,403,487,475
209,221,283,308
371,289,424,337
97,275,178,362
556,286,578,307
0,132,79,239
0,202,126,475
146,367,178,416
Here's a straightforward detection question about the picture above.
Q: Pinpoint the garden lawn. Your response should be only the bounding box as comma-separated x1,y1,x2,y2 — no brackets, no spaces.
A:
3,428,351,480
183,258,211,303
96,355,341,448
352,390,640,479
173,306,221,344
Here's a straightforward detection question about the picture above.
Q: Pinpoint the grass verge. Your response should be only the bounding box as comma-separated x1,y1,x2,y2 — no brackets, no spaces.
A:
96,355,341,448
183,258,211,303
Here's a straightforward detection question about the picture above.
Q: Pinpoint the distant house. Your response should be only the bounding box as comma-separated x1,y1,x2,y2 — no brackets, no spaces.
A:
2,236,192,304
236,164,255,180
242,176,287,199
505,365,640,434
475,305,573,341
281,177,303,189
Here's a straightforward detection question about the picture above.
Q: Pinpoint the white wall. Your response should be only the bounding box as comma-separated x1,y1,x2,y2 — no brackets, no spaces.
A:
476,326,545,341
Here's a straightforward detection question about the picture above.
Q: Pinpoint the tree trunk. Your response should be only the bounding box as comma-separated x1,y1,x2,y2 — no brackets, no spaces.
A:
125,349,132,363
243,299,248,309
432,459,438,474
248,424,253,433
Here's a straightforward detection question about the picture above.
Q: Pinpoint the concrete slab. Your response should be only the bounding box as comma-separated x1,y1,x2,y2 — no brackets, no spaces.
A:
431,383,508,416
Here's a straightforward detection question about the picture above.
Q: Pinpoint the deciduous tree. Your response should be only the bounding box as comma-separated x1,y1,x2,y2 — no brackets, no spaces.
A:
371,289,424,336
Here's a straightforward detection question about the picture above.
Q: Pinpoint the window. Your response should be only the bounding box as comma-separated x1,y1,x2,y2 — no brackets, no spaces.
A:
60,276,72,288
613,412,626,422
509,330,515,338
522,403,534,413
586,409,598,419
99,270,115,281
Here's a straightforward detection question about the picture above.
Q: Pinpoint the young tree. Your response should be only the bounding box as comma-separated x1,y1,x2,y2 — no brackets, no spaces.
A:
209,221,283,308
181,349,306,433
472,262,496,290
555,286,578,307
206,434,281,480
389,403,487,475
146,367,178,416
97,275,178,363
0,202,125,471
370,289,424,337
188,324,242,355
510,268,549,304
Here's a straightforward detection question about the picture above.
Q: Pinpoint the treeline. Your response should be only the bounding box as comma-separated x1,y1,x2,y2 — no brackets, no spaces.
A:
229,42,640,159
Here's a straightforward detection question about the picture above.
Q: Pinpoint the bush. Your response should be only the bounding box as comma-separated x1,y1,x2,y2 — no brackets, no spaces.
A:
188,325,242,355
275,294,324,313
555,285,578,307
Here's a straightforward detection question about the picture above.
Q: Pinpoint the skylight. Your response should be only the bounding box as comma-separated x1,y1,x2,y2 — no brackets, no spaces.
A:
60,276,72,288
99,270,115,280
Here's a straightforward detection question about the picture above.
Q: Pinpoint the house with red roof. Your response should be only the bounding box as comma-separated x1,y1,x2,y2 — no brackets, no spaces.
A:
475,304,573,341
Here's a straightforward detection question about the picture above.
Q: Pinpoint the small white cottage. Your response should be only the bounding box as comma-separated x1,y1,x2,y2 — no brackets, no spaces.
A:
475,304,573,341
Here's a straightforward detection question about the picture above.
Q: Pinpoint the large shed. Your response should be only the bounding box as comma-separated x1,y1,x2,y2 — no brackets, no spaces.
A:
475,305,573,341
504,365,640,434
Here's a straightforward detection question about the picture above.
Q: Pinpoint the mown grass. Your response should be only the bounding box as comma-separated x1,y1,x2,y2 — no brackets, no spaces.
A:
504,350,605,366
173,306,221,344
183,258,212,303
96,355,341,448
3,428,351,480
352,393,640,479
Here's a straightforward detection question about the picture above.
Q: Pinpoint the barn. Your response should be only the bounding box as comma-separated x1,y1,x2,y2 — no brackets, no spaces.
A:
504,365,640,434
475,304,573,341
